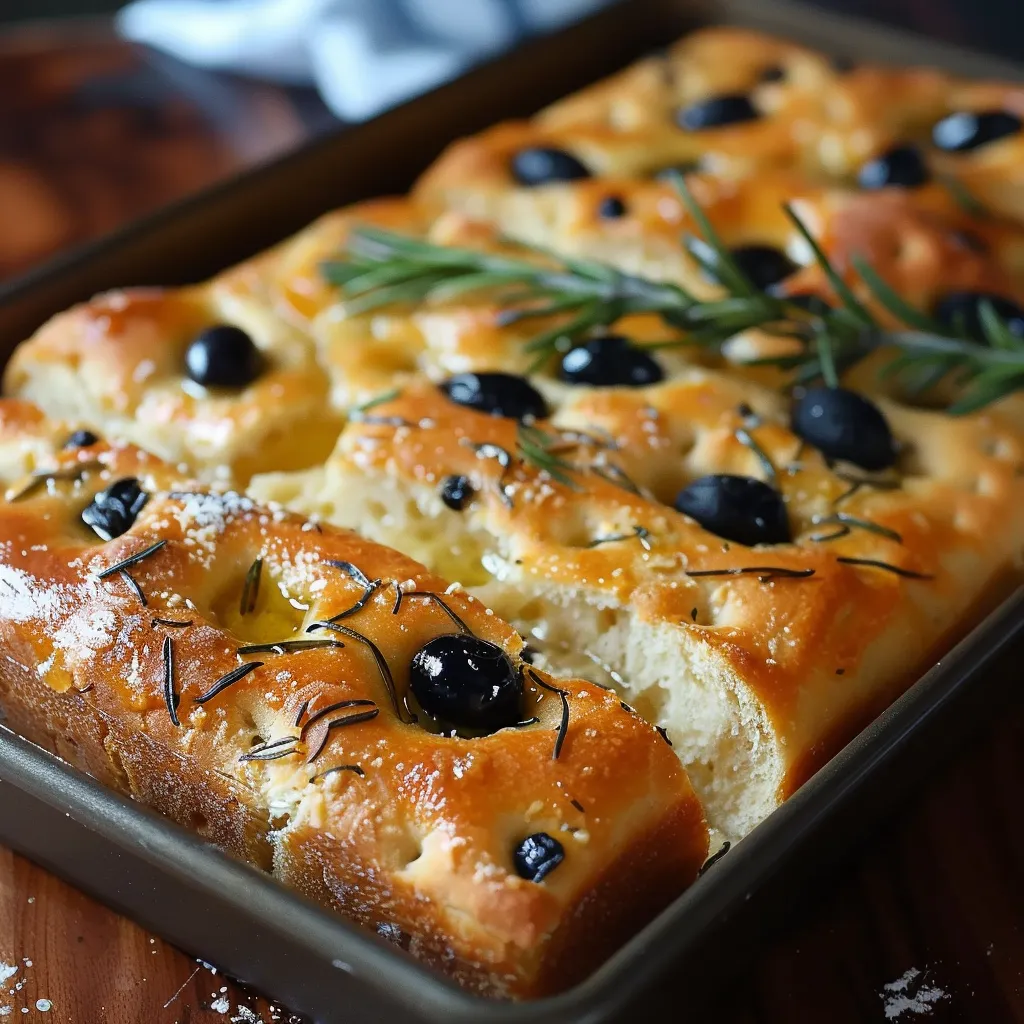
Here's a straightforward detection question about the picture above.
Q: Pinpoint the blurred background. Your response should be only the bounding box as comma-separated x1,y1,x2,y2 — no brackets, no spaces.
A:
0,0,1022,288
4,0,1024,56
3,2,116,16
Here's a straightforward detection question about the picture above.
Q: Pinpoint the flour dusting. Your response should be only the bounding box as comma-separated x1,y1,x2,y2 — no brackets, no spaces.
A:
881,967,949,1019
0,967,15,987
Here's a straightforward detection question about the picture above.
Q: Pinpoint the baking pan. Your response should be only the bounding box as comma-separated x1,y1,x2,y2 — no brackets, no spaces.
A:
2,1,1024,1021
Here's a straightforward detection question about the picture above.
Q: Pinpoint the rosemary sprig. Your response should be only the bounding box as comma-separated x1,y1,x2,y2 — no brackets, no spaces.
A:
699,840,732,876
837,556,933,580
323,175,1024,413
118,570,147,606
323,225,696,329
686,566,816,582
516,424,582,490
162,635,179,728
236,638,345,656
305,709,381,762
194,661,263,706
313,764,366,782
587,525,652,550
391,591,471,634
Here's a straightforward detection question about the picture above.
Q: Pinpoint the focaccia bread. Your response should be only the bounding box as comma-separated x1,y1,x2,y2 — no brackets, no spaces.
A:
4,19,1024,997
0,398,708,997
417,27,1024,225
10,91,1024,841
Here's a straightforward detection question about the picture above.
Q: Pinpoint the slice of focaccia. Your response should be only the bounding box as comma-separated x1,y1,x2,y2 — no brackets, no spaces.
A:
0,399,708,998
2,283,340,485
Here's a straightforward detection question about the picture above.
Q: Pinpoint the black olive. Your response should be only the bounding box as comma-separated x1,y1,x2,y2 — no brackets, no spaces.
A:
674,474,790,546
932,110,1022,152
63,429,99,449
440,372,548,420
598,195,627,219
440,474,474,511
933,291,1024,342
692,241,797,292
857,144,930,189
791,387,897,471
676,94,760,131
559,335,664,388
733,246,799,291
81,478,149,541
513,832,565,883
184,325,263,389
510,147,591,187
409,634,522,731
759,65,786,83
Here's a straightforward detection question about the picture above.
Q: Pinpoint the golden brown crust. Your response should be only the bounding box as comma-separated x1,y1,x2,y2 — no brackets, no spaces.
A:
251,372,1024,837
418,27,1024,223
0,402,707,997
3,286,342,483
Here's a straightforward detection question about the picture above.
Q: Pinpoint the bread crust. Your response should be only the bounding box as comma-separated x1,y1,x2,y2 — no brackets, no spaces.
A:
0,402,707,997
2,284,344,484
418,27,1024,224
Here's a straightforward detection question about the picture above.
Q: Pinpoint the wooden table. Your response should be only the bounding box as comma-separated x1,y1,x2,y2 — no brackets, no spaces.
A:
2,17,1024,1024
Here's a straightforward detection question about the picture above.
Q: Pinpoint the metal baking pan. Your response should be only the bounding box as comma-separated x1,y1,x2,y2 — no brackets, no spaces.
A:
2,1,1024,1021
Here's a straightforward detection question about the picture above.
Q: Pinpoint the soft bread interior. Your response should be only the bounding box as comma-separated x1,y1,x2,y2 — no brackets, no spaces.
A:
251,465,783,841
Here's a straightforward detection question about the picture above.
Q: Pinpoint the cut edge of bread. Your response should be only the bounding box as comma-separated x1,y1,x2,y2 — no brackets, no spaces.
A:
251,465,784,842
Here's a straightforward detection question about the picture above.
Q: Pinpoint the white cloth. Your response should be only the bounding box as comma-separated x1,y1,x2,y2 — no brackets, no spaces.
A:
116,0,610,121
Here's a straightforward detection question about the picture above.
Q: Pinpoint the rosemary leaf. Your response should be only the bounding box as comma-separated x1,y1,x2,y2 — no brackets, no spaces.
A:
783,203,874,328
979,300,1024,352
670,173,755,298
517,425,582,490
851,257,946,334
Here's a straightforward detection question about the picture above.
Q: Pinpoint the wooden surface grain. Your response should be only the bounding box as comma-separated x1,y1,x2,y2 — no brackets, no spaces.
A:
1,17,1023,1024
0,18,334,284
